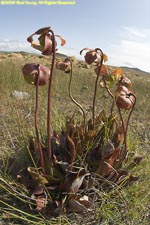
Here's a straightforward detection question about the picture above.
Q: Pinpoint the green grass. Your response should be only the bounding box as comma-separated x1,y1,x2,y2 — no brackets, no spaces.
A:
0,53,150,224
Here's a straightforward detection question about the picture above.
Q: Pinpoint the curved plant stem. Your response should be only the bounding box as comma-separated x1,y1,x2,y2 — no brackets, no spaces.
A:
117,105,128,162
68,58,86,130
117,94,136,161
92,48,103,130
102,76,115,116
92,73,99,130
117,106,127,149
35,68,44,170
125,93,136,140
47,30,56,167
118,94,136,150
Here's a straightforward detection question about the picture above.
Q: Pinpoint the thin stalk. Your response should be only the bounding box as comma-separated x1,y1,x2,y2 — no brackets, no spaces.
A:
0,183,28,204
117,93,136,155
92,48,103,130
68,58,86,130
35,68,44,170
125,93,137,142
117,106,126,150
102,76,115,116
0,209,43,225
47,30,56,166
27,145,37,168
0,199,42,220
117,105,131,163
0,179,36,204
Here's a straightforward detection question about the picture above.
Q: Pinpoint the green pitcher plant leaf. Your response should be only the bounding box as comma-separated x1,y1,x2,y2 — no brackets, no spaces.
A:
27,167,48,185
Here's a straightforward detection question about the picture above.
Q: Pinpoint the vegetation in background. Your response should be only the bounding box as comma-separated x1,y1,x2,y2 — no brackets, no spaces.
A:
0,26,150,225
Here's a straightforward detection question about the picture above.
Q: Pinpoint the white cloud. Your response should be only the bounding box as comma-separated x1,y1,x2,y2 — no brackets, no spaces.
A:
1,28,150,73
108,27,150,72
59,46,81,58
123,26,147,38
0,39,82,59
0,39,37,53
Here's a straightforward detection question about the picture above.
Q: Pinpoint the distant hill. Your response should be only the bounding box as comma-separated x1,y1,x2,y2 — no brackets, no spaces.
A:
120,66,149,76
0,51,149,76
0,50,68,59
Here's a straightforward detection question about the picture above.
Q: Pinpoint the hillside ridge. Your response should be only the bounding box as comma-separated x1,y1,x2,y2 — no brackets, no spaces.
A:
0,51,149,76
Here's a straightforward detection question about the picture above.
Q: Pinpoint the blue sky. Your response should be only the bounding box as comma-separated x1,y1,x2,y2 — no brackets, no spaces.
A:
0,0,150,72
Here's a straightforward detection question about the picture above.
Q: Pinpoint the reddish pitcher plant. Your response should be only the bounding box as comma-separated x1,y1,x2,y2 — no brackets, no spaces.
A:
56,58,86,130
80,47,136,160
13,27,142,216
56,58,71,73
27,26,66,55
80,48,108,129
22,63,50,86
22,63,50,169
115,85,135,109
23,27,66,169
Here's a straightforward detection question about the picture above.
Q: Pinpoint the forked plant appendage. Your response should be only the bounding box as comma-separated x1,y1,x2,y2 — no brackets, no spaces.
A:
47,29,56,166
35,68,45,170
92,48,103,130
68,59,86,130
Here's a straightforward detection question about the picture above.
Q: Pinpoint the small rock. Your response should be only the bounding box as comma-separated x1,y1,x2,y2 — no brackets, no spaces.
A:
11,90,30,100
81,86,89,91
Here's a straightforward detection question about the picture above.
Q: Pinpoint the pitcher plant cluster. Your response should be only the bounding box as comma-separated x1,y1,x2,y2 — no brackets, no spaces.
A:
20,26,142,214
